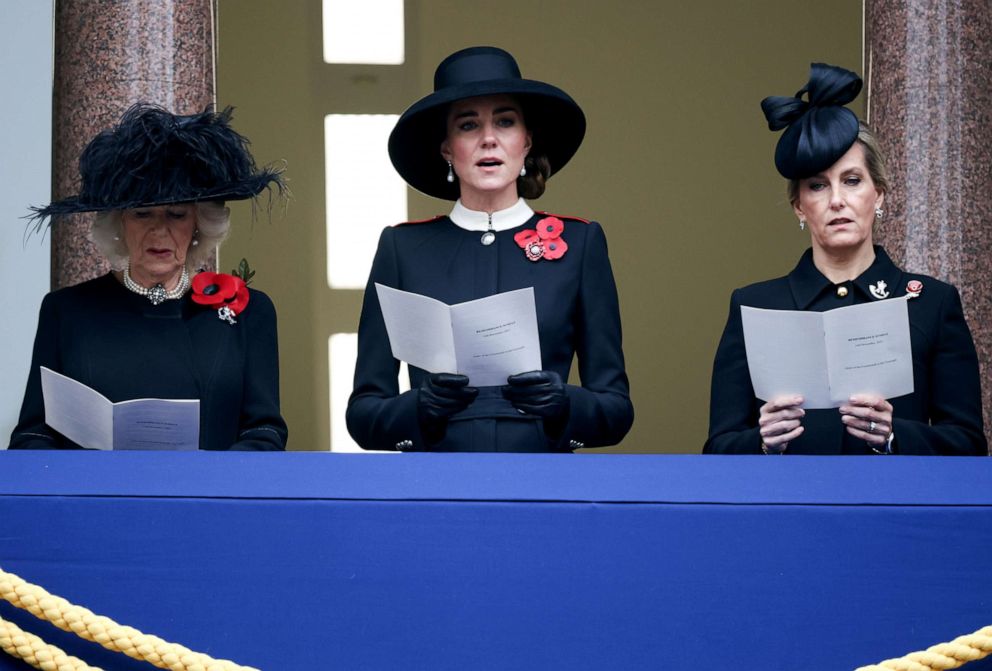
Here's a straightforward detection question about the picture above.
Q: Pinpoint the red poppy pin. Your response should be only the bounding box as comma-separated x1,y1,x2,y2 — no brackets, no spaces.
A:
906,279,923,298
192,272,250,324
514,216,568,262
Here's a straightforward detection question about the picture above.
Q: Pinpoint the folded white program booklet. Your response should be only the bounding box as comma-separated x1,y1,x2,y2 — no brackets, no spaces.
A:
374,284,542,387
740,296,914,408
40,366,200,450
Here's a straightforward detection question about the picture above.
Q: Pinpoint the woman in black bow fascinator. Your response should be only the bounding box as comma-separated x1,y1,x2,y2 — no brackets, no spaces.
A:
760,62,863,181
346,46,633,453
704,63,986,456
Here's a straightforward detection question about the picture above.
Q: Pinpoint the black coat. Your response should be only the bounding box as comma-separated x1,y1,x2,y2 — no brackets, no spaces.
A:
9,273,287,451
346,213,633,452
704,246,986,455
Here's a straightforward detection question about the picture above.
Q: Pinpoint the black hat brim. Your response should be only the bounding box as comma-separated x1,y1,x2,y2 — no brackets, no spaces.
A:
30,170,284,221
389,78,586,201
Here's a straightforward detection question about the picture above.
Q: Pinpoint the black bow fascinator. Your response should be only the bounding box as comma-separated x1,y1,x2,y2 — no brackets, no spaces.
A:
389,46,586,200
29,104,284,225
761,63,863,179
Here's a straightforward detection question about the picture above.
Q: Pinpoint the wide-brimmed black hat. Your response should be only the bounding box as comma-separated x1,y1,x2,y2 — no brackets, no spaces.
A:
29,103,284,224
761,63,863,179
388,46,586,200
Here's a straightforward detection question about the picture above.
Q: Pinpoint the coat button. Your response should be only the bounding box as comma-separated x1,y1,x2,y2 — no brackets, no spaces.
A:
836,286,849,298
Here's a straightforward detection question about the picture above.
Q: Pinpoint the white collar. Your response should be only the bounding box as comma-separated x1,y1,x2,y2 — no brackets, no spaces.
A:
449,198,534,232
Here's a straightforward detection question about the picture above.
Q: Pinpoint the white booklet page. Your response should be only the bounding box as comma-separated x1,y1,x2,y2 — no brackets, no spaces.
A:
741,297,914,408
40,367,200,450
374,284,542,387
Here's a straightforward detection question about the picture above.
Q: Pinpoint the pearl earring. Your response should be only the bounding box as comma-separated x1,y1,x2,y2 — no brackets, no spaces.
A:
520,165,527,177
191,229,199,246
799,219,806,231
446,161,454,183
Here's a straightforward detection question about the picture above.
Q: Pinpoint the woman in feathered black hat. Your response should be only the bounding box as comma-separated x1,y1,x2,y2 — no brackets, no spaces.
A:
9,104,288,451
704,64,985,456
347,46,633,452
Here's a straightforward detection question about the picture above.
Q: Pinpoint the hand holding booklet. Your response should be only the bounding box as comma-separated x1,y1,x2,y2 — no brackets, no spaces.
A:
40,367,199,450
741,297,914,408
374,284,542,386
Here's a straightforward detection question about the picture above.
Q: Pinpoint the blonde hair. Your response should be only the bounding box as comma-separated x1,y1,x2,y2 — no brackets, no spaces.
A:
787,122,889,206
91,201,231,271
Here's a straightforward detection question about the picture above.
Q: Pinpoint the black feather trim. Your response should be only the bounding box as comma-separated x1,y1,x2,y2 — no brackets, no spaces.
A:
27,103,286,229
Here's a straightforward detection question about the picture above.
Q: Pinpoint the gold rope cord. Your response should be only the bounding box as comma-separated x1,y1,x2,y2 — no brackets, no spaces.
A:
6,561,989,671
0,567,260,671
0,616,102,671
855,626,992,671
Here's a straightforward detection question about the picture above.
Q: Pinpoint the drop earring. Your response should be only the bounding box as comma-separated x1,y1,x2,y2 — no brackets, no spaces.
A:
799,219,806,231
520,165,527,177
446,161,454,183
191,229,199,246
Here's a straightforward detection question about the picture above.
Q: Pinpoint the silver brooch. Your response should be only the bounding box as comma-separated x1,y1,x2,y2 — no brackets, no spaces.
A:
218,306,238,325
869,280,889,299
147,284,168,305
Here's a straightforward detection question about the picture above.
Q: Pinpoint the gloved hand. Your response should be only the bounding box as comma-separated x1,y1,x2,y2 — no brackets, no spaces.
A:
417,373,478,443
502,370,570,435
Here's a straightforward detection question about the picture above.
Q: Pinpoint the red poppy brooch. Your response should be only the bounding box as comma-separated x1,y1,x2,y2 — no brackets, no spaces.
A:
192,271,249,325
514,216,568,262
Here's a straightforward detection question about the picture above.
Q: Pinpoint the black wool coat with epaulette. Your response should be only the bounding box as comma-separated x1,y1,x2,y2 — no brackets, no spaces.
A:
346,213,634,452
704,246,986,455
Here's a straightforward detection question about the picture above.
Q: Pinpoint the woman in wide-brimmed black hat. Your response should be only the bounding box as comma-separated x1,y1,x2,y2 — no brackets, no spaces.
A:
347,46,633,452
9,104,288,451
704,63,985,456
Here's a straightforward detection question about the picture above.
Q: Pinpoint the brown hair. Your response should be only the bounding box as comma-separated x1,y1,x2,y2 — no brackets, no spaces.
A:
787,121,889,206
518,154,551,199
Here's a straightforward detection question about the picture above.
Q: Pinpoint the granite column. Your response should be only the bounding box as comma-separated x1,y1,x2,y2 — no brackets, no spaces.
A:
51,0,216,288
866,0,992,450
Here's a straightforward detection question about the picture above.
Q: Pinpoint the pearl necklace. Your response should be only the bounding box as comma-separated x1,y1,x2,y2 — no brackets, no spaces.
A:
123,265,190,305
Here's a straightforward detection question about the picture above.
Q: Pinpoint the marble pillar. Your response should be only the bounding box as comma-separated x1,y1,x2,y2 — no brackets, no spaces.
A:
51,0,215,289
866,0,992,450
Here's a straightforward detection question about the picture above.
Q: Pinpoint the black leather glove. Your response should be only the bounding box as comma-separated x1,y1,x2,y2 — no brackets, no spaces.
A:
417,373,478,444
502,370,570,436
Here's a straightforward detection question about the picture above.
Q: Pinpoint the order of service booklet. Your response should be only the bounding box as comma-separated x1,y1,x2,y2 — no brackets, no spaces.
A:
740,296,914,408
374,284,542,387
40,366,200,450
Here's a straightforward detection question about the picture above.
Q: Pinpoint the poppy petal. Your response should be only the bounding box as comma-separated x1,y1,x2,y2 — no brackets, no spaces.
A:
193,272,242,307
542,236,568,260
536,216,564,240
514,228,539,248
227,280,250,314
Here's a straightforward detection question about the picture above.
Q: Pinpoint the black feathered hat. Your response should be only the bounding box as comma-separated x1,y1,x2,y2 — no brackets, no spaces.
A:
388,46,586,200
30,104,284,223
761,63,863,179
